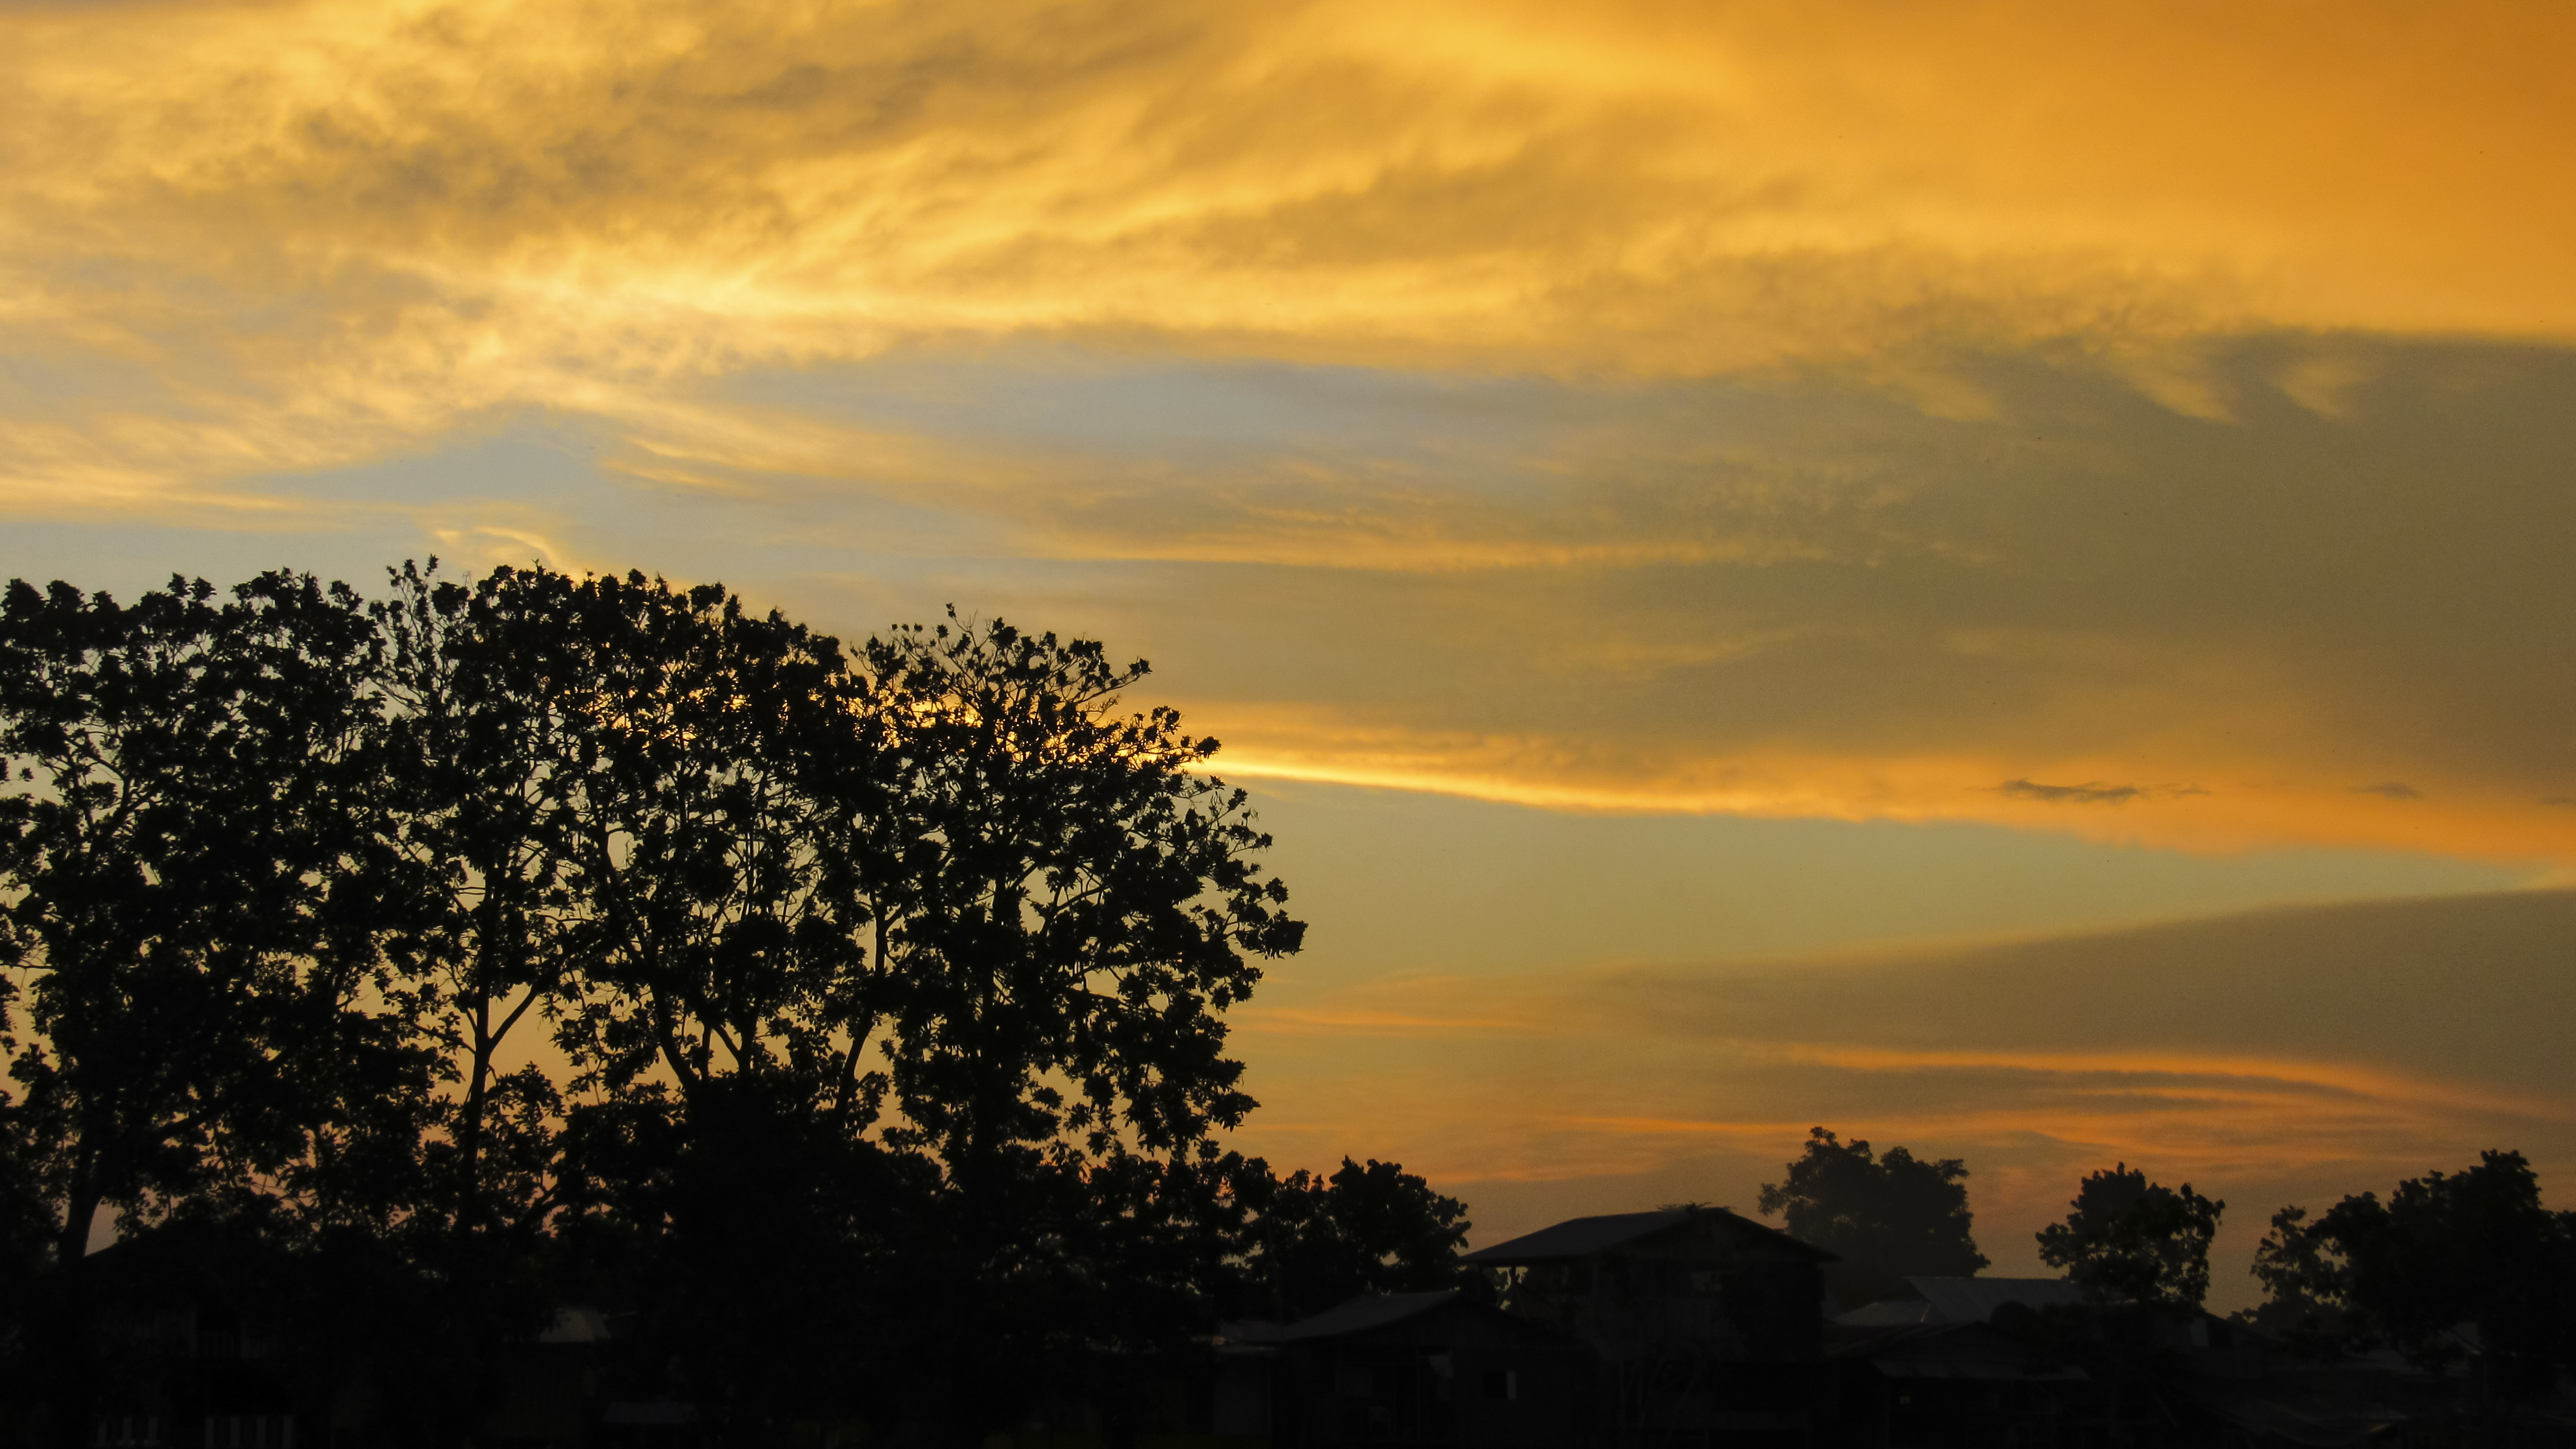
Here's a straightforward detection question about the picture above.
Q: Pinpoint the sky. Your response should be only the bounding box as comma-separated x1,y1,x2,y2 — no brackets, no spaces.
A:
7,0,2576,1310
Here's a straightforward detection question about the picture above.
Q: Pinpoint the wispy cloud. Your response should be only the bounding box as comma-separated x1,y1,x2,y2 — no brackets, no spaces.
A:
6,1,2576,867
1224,889,2576,1292
7,0,2576,503
1995,779,2148,805
2353,781,2425,800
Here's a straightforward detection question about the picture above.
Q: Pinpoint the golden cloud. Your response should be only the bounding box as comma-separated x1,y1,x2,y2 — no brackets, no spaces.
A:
1185,706,2576,864
9,0,2575,863
6,0,2574,499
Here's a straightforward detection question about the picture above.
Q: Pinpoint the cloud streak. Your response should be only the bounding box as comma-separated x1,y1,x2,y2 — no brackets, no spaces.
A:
1224,888,2576,1301
1995,780,2151,805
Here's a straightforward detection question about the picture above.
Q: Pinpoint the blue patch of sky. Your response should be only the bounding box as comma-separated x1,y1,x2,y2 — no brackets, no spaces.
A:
722,342,1638,501
0,412,1026,606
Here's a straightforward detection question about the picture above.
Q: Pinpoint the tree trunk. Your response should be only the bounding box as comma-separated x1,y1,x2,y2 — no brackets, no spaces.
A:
457,1012,494,1225
40,1184,106,1449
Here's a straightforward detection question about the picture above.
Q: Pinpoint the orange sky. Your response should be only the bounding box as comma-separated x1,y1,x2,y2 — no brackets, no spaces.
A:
8,0,2576,1307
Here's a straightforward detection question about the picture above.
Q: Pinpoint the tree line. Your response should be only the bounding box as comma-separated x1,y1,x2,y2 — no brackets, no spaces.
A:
9,563,2568,1441
0,565,1472,1448
1762,1127,2576,1408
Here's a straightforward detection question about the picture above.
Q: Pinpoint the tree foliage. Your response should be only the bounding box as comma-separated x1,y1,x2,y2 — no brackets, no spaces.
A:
1228,1156,1477,1321
0,562,1344,1446
1757,1126,1988,1309
2251,1151,2576,1403
0,573,443,1448
0,574,427,1253
2035,1163,2223,1310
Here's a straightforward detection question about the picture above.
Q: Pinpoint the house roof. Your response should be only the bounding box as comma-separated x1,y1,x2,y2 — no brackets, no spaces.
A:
1834,1276,2089,1326
2181,1378,2410,1448
539,1306,612,1344
1461,1208,1834,1265
1224,1291,1470,1344
1834,1296,1939,1327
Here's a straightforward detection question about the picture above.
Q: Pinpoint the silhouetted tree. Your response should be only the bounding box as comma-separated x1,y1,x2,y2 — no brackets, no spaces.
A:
2252,1151,2576,1412
2238,1204,2356,1352
0,573,433,1449
1757,1126,1988,1309
419,572,1302,1440
1,563,1310,1447
1229,1156,1475,1321
2035,1163,2222,1310
842,610,1305,1429
374,562,581,1247
857,609,1304,1175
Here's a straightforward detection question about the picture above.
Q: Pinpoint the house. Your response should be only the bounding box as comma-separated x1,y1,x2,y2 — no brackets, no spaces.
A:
485,1306,619,1447
79,1236,621,1449
1225,1291,1593,1449
1813,1321,2092,1448
1464,1208,1835,1363
1463,1208,1839,1446
1821,1277,2576,1447
77,1239,302,1449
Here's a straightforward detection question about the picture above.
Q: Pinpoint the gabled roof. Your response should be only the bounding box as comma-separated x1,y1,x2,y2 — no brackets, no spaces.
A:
1462,1208,1834,1265
1225,1291,1468,1344
1834,1296,1939,1327
1832,1276,2090,1327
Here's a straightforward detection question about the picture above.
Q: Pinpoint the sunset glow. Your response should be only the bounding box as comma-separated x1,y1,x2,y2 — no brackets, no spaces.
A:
8,0,2574,1310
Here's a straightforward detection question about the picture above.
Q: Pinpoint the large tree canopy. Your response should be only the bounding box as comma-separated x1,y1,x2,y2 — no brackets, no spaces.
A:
0,574,428,1252
0,573,437,1448
0,562,1322,1447
1757,1126,1988,1310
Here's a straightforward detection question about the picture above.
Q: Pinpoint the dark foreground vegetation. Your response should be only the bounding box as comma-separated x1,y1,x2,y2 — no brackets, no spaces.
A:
0,564,1472,1447
1755,1130,2576,1445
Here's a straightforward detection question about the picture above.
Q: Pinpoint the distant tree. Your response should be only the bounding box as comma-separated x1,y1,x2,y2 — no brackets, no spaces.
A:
2251,1151,2576,1407
2035,1163,2222,1310
1229,1156,1475,1321
1758,1127,1988,1309
2239,1204,2356,1351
